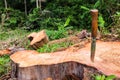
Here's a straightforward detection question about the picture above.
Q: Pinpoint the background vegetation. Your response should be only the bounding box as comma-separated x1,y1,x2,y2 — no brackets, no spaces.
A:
0,0,120,31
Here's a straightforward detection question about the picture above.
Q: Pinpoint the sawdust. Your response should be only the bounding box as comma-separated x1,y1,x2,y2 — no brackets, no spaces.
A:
100,51,120,67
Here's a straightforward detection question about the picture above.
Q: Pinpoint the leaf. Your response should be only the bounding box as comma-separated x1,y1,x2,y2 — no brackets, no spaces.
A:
105,75,116,80
101,75,105,80
98,14,105,27
116,12,120,15
64,16,71,27
9,17,17,24
80,6,90,11
95,75,102,80
94,0,100,8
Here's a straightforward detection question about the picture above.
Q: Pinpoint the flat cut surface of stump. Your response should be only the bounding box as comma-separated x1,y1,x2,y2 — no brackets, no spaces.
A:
10,40,120,78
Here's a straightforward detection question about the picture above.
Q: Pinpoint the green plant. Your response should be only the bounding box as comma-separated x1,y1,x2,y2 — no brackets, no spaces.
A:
45,16,72,40
94,74,116,80
113,12,120,37
0,55,10,76
108,11,120,37
0,0,119,31
46,30,66,40
0,28,30,49
0,8,25,29
24,8,53,30
98,14,108,34
0,28,28,40
37,41,73,53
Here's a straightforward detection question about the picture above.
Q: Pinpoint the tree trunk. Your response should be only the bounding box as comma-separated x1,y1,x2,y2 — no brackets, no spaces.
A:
4,0,7,9
36,0,39,8
24,0,27,16
39,0,41,10
10,41,120,79
11,61,102,80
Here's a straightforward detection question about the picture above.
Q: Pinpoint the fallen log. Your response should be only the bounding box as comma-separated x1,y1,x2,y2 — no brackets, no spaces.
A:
10,41,120,80
27,30,49,49
0,47,25,56
0,49,11,56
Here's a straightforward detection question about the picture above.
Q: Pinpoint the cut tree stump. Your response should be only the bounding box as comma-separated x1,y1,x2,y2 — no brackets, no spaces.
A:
10,61,101,80
10,41,120,80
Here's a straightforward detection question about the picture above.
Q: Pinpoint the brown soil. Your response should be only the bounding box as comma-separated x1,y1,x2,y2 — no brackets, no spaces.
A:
101,34,120,41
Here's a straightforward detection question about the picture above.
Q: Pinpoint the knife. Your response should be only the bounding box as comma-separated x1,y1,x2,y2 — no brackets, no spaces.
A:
90,9,98,62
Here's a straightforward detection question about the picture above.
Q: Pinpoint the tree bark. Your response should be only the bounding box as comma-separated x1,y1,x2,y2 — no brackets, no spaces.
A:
4,0,7,9
36,0,39,8
39,0,41,10
11,61,102,80
24,0,27,16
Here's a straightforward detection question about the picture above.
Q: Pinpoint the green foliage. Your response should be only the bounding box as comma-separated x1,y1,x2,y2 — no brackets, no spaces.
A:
98,14,107,34
45,0,92,29
0,8,25,29
25,7,72,30
0,29,30,77
37,41,73,53
0,55,10,76
45,16,72,40
0,28,29,40
46,30,67,40
93,0,120,26
109,11,120,37
0,0,119,31
0,28,30,50
98,14,105,28
24,8,54,29
45,0,120,30
80,6,90,11
94,75,116,80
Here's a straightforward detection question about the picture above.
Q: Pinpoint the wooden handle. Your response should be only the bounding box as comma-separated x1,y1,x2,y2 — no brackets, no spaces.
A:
91,9,98,38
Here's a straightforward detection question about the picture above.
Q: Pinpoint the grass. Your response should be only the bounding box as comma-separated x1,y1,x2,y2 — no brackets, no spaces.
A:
45,29,68,40
0,55,10,77
0,29,28,40
37,41,73,53
0,28,31,49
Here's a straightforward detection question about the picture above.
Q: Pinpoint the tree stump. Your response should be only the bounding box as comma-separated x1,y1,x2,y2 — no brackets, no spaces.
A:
10,41,120,80
11,61,102,80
